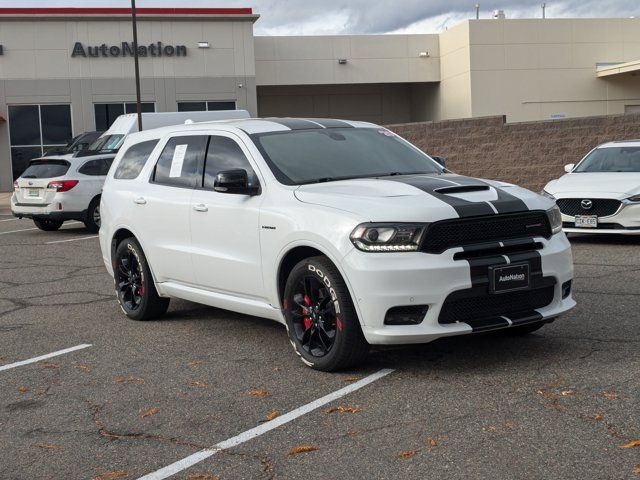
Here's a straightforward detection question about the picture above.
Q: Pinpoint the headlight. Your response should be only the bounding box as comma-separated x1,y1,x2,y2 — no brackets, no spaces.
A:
625,194,640,203
540,189,556,200
546,206,563,235
350,223,427,252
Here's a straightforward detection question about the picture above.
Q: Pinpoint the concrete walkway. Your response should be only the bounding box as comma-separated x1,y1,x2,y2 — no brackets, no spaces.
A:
0,192,12,215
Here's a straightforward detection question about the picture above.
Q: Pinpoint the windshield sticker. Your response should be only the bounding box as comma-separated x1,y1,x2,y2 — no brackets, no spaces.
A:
169,144,188,177
378,129,395,137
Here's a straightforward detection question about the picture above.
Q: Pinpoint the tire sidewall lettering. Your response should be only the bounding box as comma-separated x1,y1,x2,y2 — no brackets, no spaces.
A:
307,263,341,315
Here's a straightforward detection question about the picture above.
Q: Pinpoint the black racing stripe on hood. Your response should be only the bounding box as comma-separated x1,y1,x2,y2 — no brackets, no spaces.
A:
447,175,529,214
388,175,529,217
387,176,494,217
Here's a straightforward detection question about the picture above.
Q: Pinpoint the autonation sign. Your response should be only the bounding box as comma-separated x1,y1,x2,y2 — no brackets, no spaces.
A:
71,42,187,58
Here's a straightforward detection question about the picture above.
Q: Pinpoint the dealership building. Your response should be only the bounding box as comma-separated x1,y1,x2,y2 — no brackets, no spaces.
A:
1,7,640,190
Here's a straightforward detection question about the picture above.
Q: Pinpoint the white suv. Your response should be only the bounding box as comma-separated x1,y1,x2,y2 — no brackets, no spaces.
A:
99,118,575,371
12,155,112,232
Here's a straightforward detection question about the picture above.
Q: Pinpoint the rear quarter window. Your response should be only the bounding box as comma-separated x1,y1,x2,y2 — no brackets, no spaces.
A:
21,160,70,179
113,140,159,180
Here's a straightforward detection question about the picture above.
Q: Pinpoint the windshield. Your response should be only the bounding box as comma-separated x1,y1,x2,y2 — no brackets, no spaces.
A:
575,146,640,172
21,160,70,179
251,128,443,185
88,134,125,152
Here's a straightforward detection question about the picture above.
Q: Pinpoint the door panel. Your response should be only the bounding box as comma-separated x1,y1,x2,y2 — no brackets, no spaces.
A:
190,134,265,299
132,134,207,284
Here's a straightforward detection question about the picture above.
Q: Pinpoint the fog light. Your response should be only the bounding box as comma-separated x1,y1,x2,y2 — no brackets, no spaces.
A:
562,280,572,299
384,305,428,325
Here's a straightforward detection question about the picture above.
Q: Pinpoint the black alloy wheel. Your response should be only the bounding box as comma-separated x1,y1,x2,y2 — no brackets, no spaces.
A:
283,256,369,371
113,238,169,321
289,275,339,358
116,247,144,312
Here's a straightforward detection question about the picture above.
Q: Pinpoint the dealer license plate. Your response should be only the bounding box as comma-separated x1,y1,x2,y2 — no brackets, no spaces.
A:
575,215,598,228
27,188,40,197
490,263,530,294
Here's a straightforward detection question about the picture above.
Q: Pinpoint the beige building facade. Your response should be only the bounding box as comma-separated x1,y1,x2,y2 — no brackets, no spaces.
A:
1,9,640,190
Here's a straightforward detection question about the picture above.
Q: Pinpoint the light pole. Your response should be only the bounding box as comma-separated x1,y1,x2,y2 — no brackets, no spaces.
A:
131,0,143,131
541,3,546,19
475,3,480,19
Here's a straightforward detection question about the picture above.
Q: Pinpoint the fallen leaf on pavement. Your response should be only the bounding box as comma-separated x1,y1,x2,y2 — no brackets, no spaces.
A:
140,407,158,419
42,361,59,369
186,474,219,480
427,437,437,446
344,376,359,382
287,445,318,456
38,444,61,450
265,410,279,421
618,440,640,449
18,386,27,394
561,390,576,396
245,389,270,397
398,450,417,459
482,426,497,431
325,406,360,414
594,415,602,422
632,470,640,475
190,381,207,388
603,392,621,398
127,377,144,383
93,472,128,479
74,364,91,372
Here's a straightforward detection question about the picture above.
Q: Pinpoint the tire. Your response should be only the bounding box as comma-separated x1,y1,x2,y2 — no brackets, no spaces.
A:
84,196,101,233
283,256,369,371
503,320,547,336
33,219,63,231
113,237,169,321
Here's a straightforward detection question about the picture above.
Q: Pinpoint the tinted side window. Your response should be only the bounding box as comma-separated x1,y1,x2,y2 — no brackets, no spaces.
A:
203,136,258,190
153,136,207,188
79,159,104,176
113,140,159,180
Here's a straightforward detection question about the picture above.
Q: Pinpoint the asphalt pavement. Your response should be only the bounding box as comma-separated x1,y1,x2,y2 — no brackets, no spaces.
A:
0,215,638,480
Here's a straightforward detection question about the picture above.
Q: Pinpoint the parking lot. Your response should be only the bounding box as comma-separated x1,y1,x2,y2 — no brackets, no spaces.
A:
0,214,638,480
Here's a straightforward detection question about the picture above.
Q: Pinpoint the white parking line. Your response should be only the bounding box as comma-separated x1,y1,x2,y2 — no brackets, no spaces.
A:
0,218,20,222
45,235,98,245
0,221,83,236
138,368,394,480
0,344,92,372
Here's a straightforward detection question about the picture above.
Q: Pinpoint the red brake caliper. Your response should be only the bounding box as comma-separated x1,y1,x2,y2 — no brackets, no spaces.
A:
302,294,312,330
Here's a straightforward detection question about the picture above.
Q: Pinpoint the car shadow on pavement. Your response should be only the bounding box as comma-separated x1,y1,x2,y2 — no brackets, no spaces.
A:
567,233,640,245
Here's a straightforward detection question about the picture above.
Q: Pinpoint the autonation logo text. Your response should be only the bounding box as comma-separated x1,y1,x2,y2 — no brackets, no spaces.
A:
71,42,187,58
499,273,526,282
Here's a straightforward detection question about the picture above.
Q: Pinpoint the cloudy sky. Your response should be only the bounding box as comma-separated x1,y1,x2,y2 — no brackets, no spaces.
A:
16,0,640,35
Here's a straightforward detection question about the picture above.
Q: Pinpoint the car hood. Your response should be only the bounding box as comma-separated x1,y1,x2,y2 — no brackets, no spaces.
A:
294,174,550,222
546,172,640,197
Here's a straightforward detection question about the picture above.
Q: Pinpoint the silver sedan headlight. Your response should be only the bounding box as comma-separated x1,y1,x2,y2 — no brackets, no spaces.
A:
540,189,556,200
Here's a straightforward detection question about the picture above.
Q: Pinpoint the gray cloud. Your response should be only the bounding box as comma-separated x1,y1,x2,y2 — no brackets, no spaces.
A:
16,0,640,34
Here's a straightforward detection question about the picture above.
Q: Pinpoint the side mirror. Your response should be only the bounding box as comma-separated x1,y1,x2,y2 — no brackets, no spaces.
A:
214,169,259,195
432,156,446,168
564,163,575,173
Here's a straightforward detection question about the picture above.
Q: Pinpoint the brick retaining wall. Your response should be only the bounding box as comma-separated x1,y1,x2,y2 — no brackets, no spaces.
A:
386,114,640,192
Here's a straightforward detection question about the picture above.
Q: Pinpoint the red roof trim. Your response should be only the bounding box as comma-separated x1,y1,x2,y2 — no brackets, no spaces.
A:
0,7,253,16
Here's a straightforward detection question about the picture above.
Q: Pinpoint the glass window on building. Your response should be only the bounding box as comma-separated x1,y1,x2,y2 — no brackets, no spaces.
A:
177,101,236,112
94,102,155,131
8,104,73,180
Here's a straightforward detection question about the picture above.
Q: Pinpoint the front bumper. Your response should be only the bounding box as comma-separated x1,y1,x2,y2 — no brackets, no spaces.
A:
340,233,575,345
561,201,640,234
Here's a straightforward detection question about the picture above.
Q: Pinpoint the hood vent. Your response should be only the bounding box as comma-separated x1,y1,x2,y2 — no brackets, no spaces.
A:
434,185,490,194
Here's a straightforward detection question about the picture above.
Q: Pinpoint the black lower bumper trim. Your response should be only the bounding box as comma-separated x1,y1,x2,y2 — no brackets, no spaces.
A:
12,210,87,222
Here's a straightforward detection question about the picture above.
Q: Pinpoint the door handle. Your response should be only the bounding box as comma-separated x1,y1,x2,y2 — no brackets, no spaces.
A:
134,197,146,205
193,204,208,212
